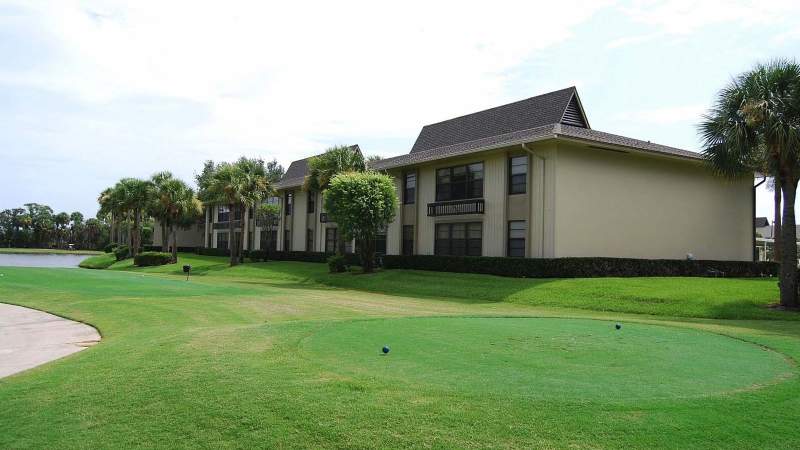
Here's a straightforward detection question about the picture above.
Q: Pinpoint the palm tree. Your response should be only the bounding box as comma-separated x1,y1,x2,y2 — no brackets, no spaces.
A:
158,178,202,262
303,145,366,192
303,145,366,254
699,59,800,308
115,178,154,257
202,162,244,265
150,171,176,252
233,157,272,260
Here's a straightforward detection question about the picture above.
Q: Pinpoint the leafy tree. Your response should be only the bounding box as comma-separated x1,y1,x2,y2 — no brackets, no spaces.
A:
699,59,800,307
54,212,70,248
256,202,280,251
324,172,397,273
265,159,285,184
303,145,367,254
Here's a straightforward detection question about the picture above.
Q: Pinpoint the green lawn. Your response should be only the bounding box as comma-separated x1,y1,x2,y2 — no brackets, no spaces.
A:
0,247,102,255
1,254,799,448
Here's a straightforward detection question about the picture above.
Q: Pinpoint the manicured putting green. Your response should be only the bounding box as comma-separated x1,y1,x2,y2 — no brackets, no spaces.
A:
303,317,792,401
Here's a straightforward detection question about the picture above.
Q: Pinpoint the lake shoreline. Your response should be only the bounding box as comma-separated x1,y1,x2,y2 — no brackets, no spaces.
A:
0,248,102,256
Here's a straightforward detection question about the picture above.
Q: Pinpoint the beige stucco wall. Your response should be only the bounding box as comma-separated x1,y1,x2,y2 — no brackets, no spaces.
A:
152,220,205,248
292,190,308,251
552,142,752,260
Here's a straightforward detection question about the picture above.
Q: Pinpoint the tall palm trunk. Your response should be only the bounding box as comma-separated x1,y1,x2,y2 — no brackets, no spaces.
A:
161,221,169,252
773,180,782,261
170,223,178,262
239,204,250,262
132,208,141,257
229,203,238,266
779,177,798,308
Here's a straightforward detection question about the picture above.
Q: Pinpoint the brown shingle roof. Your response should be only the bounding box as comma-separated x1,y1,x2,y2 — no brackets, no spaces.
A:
410,87,585,153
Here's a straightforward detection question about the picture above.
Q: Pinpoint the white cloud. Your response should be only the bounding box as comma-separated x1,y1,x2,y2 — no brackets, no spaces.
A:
0,0,611,166
611,104,707,125
618,0,800,35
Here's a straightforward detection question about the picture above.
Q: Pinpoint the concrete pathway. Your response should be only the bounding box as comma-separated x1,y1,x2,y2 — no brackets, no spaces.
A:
0,303,100,378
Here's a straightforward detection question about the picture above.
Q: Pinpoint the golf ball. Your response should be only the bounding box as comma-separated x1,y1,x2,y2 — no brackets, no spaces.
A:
382,345,390,354
615,323,622,330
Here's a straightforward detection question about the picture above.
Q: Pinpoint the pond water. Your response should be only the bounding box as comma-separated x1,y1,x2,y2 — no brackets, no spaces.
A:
0,253,90,268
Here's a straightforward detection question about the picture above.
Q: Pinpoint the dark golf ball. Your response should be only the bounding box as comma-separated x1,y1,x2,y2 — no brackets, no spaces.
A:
382,346,390,354
615,323,622,330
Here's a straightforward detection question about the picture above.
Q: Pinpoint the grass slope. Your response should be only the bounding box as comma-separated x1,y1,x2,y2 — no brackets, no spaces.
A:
0,255,798,448
78,253,117,269
110,253,787,320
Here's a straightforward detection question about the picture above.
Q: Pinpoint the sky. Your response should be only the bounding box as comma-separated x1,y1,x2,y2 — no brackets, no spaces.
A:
1,1,799,218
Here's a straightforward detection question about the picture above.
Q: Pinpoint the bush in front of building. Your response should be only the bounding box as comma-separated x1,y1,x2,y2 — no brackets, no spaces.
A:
103,243,117,253
382,255,778,279
113,245,131,261
327,255,348,273
196,247,230,257
134,251,174,267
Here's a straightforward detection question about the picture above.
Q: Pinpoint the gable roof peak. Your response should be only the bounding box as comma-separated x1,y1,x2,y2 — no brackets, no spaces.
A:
410,86,589,154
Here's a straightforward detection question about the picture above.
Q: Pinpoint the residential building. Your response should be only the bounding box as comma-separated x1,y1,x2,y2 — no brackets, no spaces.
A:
159,87,755,261
367,87,752,261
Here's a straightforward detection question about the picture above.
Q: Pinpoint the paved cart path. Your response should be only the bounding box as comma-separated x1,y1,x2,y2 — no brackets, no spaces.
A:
0,303,100,378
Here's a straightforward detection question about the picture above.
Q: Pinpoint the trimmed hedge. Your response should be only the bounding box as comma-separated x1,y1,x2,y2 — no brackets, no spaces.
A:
382,255,778,279
143,245,198,253
113,245,130,261
134,251,174,267
196,247,230,257
248,251,362,265
327,255,347,273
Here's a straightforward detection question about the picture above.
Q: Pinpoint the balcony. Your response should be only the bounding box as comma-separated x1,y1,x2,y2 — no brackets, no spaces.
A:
212,220,242,230
427,198,485,217
255,217,280,228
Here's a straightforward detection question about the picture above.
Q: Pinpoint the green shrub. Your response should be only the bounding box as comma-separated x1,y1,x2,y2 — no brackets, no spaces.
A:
79,253,117,269
382,255,778,279
249,250,268,262
134,251,174,267
328,255,348,273
196,247,230,257
113,245,130,261
103,243,117,253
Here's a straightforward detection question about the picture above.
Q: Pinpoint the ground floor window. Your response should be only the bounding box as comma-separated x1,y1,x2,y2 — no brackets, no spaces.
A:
435,222,482,256
284,230,291,251
375,228,387,255
508,220,526,257
325,228,338,253
402,225,414,256
307,229,314,252
216,232,228,250
260,229,277,252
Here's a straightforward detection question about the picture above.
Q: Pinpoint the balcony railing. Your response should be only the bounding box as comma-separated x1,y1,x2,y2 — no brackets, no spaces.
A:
319,212,329,223
427,198,485,217
255,217,280,228
212,220,242,230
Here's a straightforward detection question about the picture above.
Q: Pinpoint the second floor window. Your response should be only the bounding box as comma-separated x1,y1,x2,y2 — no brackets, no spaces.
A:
436,163,483,201
285,192,293,216
217,205,230,222
307,192,315,214
509,155,528,194
403,172,416,204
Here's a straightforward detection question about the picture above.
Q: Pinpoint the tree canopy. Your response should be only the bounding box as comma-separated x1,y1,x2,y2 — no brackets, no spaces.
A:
324,171,398,273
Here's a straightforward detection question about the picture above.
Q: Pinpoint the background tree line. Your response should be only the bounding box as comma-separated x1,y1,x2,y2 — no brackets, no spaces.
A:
0,203,110,250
